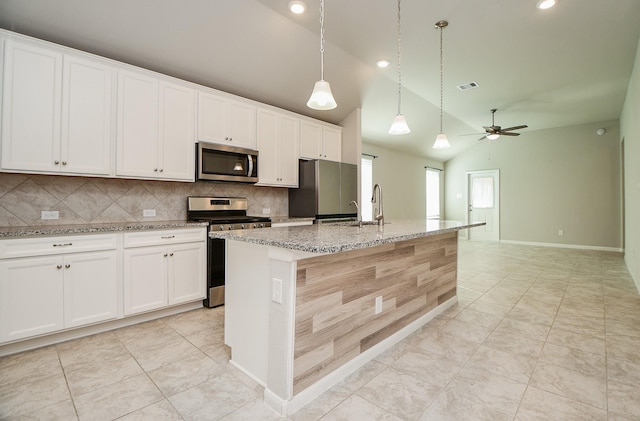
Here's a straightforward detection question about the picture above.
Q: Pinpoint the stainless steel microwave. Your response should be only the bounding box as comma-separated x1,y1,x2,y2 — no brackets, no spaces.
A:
196,142,259,183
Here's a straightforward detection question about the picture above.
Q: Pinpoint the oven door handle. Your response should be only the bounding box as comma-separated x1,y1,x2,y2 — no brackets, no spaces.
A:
247,154,253,177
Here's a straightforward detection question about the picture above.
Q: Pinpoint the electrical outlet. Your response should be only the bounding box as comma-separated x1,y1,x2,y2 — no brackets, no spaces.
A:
143,209,156,217
558,229,564,236
272,278,283,304
41,210,59,220
262,208,271,215
375,296,383,315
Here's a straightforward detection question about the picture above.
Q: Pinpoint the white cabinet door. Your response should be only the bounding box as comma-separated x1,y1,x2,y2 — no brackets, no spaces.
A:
300,120,322,160
63,250,117,328
279,115,300,186
159,82,195,181
197,91,257,149
123,245,168,315
322,126,342,162
116,70,160,178
168,242,206,305
256,109,279,184
227,100,257,149
1,41,62,172
61,55,113,176
0,256,64,342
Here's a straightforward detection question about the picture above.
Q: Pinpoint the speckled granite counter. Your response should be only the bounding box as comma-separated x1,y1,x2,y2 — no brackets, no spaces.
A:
0,220,208,238
211,219,483,254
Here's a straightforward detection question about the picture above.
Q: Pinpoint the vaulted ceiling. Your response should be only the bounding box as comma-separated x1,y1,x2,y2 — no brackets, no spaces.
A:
1,0,639,162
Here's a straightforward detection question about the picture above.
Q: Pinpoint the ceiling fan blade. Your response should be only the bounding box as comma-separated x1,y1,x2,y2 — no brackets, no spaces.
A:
500,125,528,132
477,135,487,141
460,133,486,136
500,132,520,136
483,126,501,131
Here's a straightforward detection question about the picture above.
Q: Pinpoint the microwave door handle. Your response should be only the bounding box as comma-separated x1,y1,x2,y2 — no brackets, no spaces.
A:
247,155,253,177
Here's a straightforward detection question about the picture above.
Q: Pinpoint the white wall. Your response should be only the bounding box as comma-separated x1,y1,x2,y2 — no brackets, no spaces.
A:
361,142,443,221
444,120,622,250
620,38,640,288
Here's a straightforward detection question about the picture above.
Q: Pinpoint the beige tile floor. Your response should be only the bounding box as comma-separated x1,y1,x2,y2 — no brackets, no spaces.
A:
1,240,639,420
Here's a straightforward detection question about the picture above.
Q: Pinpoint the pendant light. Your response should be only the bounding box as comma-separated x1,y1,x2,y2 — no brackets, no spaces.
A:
432,20,451,149
307,0,337,110
388,0,410,135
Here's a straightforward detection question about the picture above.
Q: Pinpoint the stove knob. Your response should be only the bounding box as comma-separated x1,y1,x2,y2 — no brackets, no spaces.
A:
219,225,224,231
227,225,233,230
260,223,265,228
241,224,245,229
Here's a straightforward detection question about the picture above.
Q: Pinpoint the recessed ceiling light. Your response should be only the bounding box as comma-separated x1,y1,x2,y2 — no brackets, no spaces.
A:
289,1,306,14
376,59,390,68
536,0,557,10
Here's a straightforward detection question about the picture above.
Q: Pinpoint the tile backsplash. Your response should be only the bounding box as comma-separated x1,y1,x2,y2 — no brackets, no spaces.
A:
0,173,288,227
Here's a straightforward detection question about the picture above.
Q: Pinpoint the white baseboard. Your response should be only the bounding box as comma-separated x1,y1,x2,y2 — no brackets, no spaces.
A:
263,297,457,416
499,239,623,253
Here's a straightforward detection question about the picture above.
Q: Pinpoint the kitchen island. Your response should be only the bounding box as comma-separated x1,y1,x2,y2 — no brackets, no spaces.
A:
212,220,483,415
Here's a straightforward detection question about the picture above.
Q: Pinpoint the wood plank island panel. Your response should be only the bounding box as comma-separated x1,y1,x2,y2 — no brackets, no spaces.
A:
292,231,458,394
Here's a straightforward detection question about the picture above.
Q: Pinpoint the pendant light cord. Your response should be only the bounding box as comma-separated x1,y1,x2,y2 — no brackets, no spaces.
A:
396,0,402,116
319,0,325,80
439,23,444,133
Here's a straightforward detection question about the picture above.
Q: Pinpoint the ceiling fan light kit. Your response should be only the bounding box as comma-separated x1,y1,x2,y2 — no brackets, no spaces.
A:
432,19,451,149
389,0,410,135
307,0,337,110
473,108,528,141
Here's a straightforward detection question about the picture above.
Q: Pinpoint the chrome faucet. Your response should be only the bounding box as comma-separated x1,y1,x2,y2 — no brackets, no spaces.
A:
349,200,360,219
371,184,384,227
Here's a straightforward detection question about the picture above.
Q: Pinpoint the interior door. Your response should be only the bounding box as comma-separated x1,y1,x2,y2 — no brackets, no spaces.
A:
467,170,500,241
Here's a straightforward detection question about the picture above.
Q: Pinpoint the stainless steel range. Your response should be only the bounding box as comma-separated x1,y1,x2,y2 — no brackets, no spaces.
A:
187,196,271,307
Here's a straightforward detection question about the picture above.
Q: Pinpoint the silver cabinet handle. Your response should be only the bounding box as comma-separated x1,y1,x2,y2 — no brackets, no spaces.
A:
53,243,73,247
154,168,158,172
163,253,168,257
169,252,174,257
54,160,60,165
56,264,62,269
62,161,67,165
65,264,70,269
161,235,175,239
159,169,163,173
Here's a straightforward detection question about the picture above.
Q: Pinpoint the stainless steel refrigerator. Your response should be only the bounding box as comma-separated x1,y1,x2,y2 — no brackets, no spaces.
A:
289,159,358,220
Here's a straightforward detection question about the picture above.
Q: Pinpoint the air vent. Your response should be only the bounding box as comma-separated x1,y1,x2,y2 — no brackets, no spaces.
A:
457,81,479,91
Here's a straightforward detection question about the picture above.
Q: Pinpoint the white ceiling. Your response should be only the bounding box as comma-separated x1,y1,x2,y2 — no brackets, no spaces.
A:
1,0,639,162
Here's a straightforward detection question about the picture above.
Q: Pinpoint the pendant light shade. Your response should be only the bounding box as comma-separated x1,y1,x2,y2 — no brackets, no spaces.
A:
389,114,410,135
432,20,450,149
433,133,450,149
307,0,337,110
307,80,337,110
389,0,410,135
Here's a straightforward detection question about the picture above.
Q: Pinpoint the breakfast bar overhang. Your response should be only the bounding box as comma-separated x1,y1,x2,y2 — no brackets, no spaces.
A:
212,220,484,415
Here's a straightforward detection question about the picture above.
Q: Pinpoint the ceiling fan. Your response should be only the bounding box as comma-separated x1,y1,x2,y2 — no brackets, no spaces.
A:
468,109,528,141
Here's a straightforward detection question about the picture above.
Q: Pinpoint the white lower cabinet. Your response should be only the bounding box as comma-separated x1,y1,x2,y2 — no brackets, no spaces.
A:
0,234,118,343
123,228,206,316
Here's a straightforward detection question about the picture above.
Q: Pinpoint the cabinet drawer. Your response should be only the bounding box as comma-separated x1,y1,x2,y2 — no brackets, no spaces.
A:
0,234,117,259
123,228,206,248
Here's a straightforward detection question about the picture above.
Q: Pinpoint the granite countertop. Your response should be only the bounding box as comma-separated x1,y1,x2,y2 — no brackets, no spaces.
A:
0,220,209,239
210,219,485,254
269,216,316,224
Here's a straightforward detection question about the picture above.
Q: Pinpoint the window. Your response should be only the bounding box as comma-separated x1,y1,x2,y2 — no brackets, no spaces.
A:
471,176,494,208
426,168,440,219
361,157,373,221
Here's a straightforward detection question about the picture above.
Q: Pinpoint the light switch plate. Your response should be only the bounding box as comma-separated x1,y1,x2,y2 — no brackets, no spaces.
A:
262,208,271,215
143,209,156,217
272,278,283,304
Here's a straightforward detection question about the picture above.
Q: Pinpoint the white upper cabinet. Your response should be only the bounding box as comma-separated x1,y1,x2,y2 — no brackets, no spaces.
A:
300,120,342,162
197,91,257,150
117,70,195,181
256,109,299,187
1,40,113,176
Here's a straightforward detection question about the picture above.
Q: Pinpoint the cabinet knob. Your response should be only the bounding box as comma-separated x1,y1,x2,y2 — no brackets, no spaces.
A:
159,169,163,173
56,264,62,269
65,264,70,269
225,137,229,141
154,168,158,172
169,252,174,257
62,161,67,166
164,253,168,257
54,160,60,165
